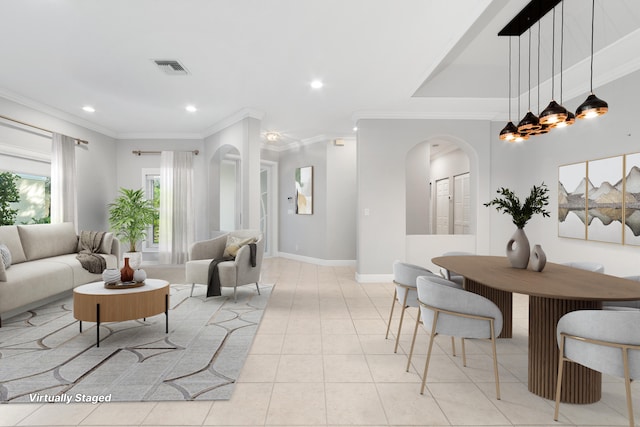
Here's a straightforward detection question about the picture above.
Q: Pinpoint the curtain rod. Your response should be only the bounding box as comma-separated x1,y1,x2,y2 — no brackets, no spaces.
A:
0,114,89,145
132,150,199,156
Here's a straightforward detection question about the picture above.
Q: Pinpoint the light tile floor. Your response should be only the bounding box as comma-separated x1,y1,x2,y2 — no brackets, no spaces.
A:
1,257,638,426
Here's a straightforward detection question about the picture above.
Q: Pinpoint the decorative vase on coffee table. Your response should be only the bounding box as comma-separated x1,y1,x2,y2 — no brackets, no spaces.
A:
120,257,135,282
506,228,530,269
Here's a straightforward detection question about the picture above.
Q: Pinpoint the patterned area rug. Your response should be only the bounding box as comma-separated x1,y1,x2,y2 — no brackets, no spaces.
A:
0,283,271,402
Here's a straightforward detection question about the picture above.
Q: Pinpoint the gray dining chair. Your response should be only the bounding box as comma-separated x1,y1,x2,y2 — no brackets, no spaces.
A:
386,261,435,353
555,310,640,427
410,275,503,398
561,261,605,273
439,251,473,286
603,275,640,310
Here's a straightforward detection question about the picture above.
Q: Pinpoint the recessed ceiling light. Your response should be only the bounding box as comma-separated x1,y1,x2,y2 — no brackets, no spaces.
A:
185,105,197,113
265,132,280,142
353,126,358,132
310,80,323,89
82,106,95,113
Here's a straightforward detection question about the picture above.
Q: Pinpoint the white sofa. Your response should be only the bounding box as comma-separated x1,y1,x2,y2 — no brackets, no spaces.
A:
0,222,120,326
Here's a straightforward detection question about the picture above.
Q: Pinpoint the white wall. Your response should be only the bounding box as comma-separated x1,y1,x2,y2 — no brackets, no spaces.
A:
489,69,640,277
356,119,491,280
406,142,431,234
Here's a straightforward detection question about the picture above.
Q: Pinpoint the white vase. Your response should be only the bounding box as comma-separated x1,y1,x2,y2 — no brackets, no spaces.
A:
530,244,547,272
506,228,530,269
124,251,142,270
133,269,147,283
102,268,121,284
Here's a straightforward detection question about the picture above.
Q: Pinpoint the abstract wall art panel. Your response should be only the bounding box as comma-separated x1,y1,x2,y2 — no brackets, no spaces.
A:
558,162,587,240
586,156,624,244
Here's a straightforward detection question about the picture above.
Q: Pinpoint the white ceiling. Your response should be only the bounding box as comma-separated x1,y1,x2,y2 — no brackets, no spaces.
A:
0,0,639,147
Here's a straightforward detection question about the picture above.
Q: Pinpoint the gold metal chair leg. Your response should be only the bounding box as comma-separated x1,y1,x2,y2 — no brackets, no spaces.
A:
461,337,467,367
420,312,439,395
490,320,500,400
554,336,566,421
622,349,635,427
385,289,397,339
394,290,410,353
406,309,421,372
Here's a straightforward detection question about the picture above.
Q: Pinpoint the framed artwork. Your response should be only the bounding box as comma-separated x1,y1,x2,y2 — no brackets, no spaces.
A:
558,162,587,239
295,166,313,214
624,152,640,245
586,156,623,244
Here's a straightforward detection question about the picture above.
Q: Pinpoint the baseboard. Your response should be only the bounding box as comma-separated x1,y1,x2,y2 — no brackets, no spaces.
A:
355,273,393,283
277,252,356,267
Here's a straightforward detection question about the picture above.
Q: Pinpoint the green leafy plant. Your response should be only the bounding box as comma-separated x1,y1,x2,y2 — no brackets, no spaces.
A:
0,172,20,226
108,188,157,252
484,183,550,229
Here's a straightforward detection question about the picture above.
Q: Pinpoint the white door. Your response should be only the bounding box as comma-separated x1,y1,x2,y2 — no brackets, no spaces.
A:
260,161,278,256
454,172,471,234
436,178,450,234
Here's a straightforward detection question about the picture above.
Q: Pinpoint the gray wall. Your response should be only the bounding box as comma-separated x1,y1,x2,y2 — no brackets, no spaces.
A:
278,139,357,261
406,142,431,235
356,119,491,276
0,97,118,232
488,69,640,277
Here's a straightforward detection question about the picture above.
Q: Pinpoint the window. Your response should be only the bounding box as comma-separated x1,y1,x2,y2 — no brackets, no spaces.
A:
1,171,51,225
143,171,160,250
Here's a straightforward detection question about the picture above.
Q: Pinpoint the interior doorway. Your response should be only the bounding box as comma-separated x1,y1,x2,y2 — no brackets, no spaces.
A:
435,177,450,234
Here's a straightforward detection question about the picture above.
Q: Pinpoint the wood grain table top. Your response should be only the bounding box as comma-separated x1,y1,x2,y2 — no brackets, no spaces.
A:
432,256,640,301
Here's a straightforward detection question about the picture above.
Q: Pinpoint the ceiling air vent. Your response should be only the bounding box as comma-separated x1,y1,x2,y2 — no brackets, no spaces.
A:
153,59,189,76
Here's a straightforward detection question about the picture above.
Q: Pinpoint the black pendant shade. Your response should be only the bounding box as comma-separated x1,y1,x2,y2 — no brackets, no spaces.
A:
517,111,541,133
499,121,518,141
575,93,608,119
539,100,568,125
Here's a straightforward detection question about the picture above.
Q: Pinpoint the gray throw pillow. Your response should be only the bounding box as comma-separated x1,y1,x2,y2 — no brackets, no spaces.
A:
0,243,11,269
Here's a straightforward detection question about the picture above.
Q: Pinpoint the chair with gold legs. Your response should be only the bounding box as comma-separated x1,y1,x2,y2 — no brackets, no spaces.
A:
554,310,640,427
409,275,503,399
386,261,435,353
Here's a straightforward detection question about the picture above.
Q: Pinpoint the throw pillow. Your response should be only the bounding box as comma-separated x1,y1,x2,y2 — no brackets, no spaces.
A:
223,236,256,258
100,232,114,254
0,243,11,269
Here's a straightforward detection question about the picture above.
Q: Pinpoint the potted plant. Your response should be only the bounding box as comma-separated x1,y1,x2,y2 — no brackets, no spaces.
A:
108,188,157,269
484,183,550,268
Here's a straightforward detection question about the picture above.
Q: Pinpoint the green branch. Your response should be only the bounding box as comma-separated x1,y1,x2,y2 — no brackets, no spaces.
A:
484,183,550,229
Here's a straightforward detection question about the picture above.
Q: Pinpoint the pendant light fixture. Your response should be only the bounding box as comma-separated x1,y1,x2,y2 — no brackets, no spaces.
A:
499,37,518,141
539,6,568,126
530,20,550,136
517,27,541,134
575,0,608,119
514,35,529,142
555,0,575,128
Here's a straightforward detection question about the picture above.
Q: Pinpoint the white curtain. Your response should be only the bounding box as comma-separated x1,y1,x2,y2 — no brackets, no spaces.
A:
159,151,195,264
50,133,77,229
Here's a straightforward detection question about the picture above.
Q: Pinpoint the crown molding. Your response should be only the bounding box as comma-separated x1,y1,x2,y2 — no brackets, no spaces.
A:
352,107,500,122
201,107,265,138
116,132,204,140
0,87,118,138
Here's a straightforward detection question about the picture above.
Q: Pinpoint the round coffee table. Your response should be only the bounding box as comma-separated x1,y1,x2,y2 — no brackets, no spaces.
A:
73,278,170,347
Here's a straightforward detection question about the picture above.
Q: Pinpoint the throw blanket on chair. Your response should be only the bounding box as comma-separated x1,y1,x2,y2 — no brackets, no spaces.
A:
76,230,106,274
206,243,257,297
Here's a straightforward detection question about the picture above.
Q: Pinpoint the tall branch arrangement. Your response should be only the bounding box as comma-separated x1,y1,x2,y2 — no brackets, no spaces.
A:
484,183,550,229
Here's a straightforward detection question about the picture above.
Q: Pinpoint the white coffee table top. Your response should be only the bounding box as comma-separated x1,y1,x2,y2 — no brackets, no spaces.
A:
74,278,169,296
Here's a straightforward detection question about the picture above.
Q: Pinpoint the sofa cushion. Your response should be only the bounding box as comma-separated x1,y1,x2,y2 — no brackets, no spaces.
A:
0,225,27,264
47,253,117,286
18,223,78,261
0,243,10,268
0,253,5,282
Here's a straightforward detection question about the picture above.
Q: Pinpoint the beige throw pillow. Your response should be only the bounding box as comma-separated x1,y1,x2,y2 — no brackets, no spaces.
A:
223,236,256,258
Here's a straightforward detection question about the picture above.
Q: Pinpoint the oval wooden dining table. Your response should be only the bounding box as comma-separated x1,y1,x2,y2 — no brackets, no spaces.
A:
432,255,640,404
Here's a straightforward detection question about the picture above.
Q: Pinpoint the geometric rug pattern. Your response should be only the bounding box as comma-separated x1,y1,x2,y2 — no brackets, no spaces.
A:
0,283,271,403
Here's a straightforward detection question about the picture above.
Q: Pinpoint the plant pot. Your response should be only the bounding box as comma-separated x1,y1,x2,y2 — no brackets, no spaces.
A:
530,244,547,272
124,251,142,270
506,228,530,269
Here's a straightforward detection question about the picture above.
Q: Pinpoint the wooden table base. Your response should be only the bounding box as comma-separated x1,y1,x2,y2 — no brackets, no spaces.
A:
528,296,602,403
464,278,513,338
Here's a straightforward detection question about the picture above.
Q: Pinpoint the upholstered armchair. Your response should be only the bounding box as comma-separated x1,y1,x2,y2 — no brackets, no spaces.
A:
185,229,264,302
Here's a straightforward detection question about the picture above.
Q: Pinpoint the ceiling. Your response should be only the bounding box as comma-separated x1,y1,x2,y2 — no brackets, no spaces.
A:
0,0,639,149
